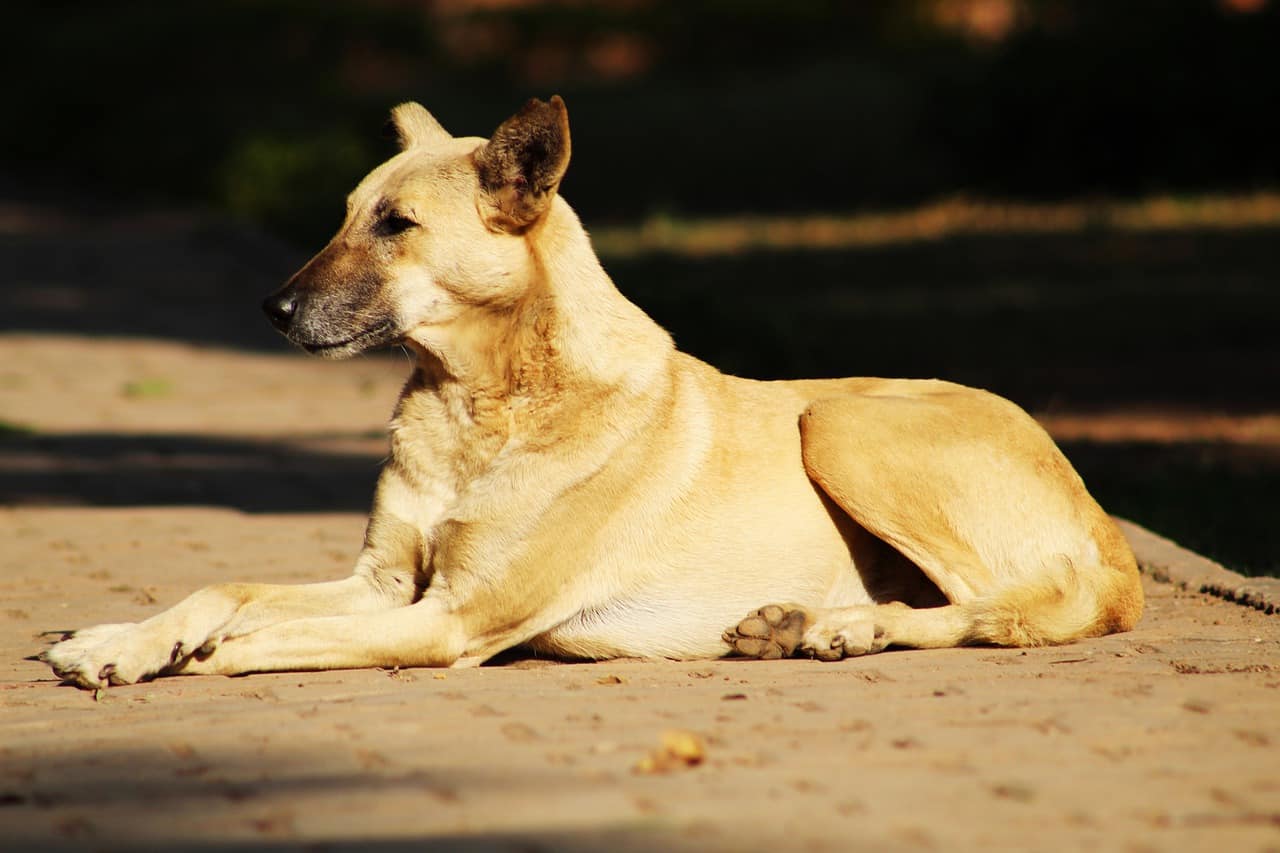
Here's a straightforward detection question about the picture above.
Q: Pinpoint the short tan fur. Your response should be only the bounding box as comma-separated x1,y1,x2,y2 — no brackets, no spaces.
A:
42,97,1142,688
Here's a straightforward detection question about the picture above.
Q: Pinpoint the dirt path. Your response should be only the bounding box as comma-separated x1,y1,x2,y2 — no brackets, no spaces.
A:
2,508,1278,852
1,200,1278,851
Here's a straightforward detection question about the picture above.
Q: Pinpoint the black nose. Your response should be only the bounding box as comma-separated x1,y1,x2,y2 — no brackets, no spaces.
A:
262,291,297,332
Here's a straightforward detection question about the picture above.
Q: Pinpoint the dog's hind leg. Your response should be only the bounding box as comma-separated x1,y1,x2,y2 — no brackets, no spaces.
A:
726,382,1142,659
726,556,1138,660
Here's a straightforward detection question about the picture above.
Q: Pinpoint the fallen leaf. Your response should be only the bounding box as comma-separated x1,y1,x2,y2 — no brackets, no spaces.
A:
633,729,706,774
991,782,1036,803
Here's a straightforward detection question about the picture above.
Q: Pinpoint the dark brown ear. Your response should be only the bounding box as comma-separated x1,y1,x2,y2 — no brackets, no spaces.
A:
387,102,452,151
475,96,571,232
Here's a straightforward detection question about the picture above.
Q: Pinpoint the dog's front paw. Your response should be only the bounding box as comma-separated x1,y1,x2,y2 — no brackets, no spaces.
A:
40,622,187,689
723,604,811,660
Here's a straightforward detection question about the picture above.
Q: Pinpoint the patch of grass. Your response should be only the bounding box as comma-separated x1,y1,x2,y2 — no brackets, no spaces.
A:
121,379,174,400
0,420,36,438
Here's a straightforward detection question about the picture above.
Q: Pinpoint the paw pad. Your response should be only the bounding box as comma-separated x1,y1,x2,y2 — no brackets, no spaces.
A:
723,605,811,660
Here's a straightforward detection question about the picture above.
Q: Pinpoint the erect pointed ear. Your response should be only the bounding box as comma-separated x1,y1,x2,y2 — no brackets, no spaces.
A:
474,95,571,233
386,102,452,151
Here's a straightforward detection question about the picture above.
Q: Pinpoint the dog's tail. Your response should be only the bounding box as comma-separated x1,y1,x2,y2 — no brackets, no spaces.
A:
963,555,1144,648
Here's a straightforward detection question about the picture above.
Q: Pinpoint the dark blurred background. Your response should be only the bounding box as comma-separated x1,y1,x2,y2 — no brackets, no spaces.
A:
6,0,1279,239
3,0,1278,574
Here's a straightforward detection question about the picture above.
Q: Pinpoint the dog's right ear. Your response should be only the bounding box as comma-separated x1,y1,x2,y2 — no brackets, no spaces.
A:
386,102,452,151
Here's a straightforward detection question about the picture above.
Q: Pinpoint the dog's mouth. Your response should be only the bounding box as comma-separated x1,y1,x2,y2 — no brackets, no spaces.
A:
297,320,401,358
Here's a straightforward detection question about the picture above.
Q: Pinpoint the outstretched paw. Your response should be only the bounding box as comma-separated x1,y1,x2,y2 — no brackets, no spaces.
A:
723,604,811,660
39,622,202,689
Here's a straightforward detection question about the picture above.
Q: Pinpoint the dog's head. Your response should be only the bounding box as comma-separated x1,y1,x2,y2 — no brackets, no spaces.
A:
262,97,572,359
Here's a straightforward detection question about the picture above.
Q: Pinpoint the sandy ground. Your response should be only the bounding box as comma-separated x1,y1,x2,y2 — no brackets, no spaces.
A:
1,202,1278,851
2,512,1278,852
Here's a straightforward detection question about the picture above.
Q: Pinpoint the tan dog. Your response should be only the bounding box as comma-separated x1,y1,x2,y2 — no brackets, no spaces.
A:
41,97,1142,689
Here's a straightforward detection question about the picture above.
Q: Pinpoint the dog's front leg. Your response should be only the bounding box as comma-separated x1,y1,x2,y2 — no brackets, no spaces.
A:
41,573,402,689
175,593,467,676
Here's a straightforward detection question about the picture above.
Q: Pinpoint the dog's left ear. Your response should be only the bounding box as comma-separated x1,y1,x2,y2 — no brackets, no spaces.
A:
387,102,452,150
475,96,571,233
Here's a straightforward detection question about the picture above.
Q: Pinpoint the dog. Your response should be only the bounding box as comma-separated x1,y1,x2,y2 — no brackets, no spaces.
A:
40,97,1143,689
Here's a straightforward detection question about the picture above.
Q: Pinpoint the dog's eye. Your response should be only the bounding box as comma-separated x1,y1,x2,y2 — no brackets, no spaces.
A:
380,212,418,235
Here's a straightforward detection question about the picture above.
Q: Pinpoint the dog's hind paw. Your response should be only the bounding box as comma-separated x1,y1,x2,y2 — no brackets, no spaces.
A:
798,612,889,661
723,604,811,660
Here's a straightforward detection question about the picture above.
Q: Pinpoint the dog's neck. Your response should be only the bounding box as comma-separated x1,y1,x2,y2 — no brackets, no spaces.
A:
403,201,673,428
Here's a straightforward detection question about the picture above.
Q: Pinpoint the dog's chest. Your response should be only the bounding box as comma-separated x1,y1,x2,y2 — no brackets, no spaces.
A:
388,422,579,588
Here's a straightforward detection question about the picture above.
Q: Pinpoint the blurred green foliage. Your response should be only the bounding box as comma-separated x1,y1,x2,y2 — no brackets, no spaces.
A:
3,1,1278,245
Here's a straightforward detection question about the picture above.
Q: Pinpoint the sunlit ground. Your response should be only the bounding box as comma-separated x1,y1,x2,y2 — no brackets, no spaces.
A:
591,193,1280,257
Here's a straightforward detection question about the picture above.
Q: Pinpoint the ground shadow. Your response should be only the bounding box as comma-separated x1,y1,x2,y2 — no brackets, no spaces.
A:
4,431,1273,575
0,742,686,853
0,433,382,514
2,212,302,353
